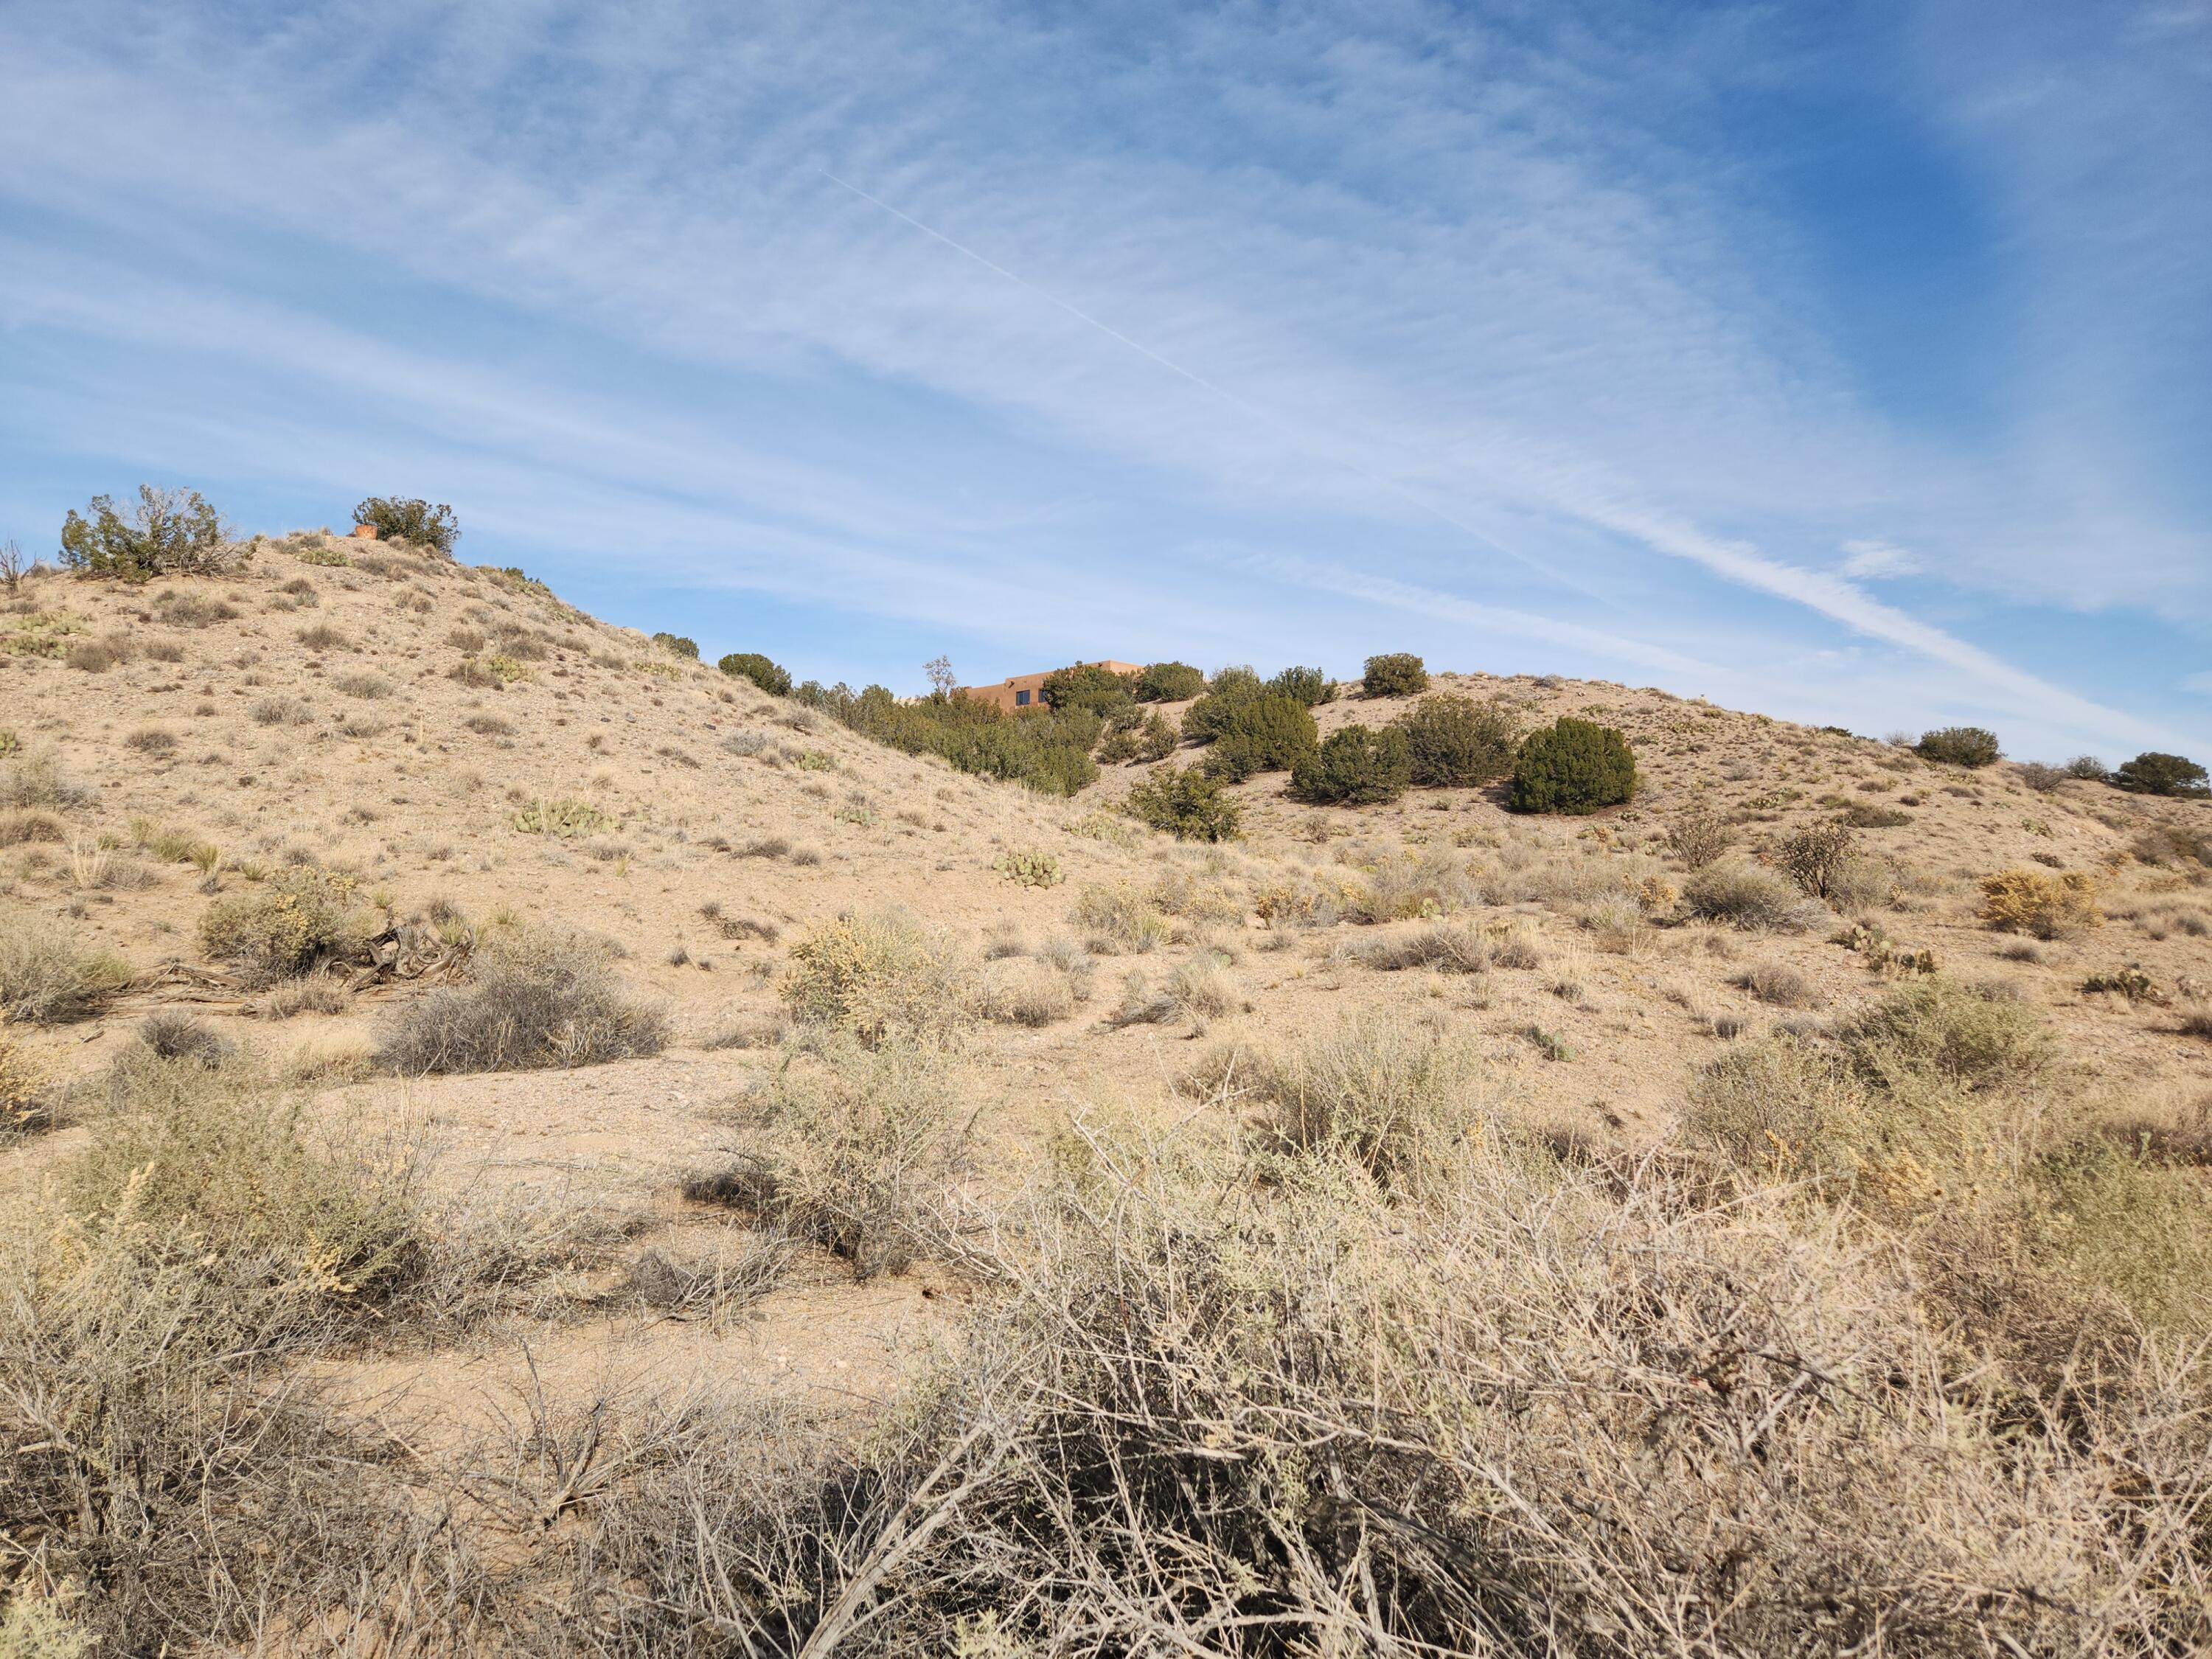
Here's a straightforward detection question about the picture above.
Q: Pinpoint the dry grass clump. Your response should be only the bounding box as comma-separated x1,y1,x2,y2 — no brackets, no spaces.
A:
1684,858,1830,930
375,924,667,1074
0,807,67,846
1357,920,1489,973
1685,978,2056,1200
198,867,372,987
1148,861,1246,925
1222,1012,1485,1191
151,591,237,627
138,1009,236,1068
0,906,130,1023
67,1050,420,1295
778,909,973,1045
251,976,349,1019
330,669,393,699
248,693,314,726
1070,880,1170,955
1106,953,1236,1034
1343,844,1478,922
1736,959,1818,1006
295,622,351,650
1,753,89,810
122,724,177,754
1980,867,2102,939
978,954,1085,1026
685,1037,963,1281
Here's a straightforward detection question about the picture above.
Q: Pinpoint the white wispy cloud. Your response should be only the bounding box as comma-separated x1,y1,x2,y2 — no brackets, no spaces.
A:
1840,540,1921,580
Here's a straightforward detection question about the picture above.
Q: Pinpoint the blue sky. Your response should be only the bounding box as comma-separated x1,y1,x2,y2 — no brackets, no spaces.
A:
1,0,2206,762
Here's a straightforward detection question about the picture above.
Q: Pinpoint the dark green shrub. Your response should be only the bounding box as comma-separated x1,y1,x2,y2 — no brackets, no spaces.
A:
1182,669,1268,745
352,496,459,554
1040,663,1138,715
1916,726,2000,768
1361,653,1429,698
1136,661,1206,702
2064,755,2108,781
59,486,229,580
1267,666,1335,707
653,632,700,661
1397,694,1517,787
1100,710,1180,765
718,652,793,697
1126,766,1242,841
1199,695,1317,782
1509,717,1636,815
1289,726,1412,805
1096,725,1144,765
2112,752,2209,798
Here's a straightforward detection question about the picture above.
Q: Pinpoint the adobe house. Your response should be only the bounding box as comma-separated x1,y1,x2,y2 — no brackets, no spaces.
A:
961,659,1142,714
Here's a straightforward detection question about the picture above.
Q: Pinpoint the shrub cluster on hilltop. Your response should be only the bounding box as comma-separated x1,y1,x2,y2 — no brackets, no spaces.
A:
717,652,793,697
2112,751,2210,798
352,496,460,555
1361,652,1429,697
1915,726,2001,767
1134,661,1206,701
59,486,234,580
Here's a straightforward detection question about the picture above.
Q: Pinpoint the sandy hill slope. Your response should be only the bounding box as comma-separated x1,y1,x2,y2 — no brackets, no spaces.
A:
4,534,2211,1649
5,535,2211,1312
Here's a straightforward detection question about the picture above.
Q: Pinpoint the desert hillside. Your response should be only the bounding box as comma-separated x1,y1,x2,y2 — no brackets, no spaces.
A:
4,532,2210,1652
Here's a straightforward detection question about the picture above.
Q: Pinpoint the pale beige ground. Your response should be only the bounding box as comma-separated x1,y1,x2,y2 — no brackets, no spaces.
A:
5,534,2210,1439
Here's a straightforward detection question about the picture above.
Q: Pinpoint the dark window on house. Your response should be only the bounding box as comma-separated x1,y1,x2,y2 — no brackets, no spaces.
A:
1015,689,1030,706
